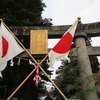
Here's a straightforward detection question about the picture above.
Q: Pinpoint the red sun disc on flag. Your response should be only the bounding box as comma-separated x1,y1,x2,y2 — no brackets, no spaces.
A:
2,36,9,58
52,32,73,54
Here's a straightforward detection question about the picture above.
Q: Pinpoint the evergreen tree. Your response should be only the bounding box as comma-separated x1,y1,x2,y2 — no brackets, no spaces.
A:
55,56,100,100
0,0,52,26
55,57,83,100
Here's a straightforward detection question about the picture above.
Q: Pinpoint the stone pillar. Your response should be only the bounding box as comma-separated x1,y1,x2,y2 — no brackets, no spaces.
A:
75,32,97,100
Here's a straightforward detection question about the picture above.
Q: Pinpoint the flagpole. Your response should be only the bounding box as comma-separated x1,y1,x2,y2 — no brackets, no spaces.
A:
3,21,50,99
39,65,68,100
35,55,68,100
34,57,68,100
3,21,68,100
2,21,40,100
6,67,37,100
36,55,68,100
3,22,38,65
40,54,48,65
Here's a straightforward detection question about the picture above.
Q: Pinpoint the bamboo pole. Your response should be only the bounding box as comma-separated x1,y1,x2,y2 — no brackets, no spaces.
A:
36,57,68,100
3,21,68,100
2,21,39,100
7,67,36,100
37,54,68,100
39,65,68,100
36,55,68,100
3,22,38,65
39,54,48,65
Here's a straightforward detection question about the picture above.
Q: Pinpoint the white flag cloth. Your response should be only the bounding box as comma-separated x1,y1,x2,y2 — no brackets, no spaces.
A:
0,21,24,77
48,19,79,67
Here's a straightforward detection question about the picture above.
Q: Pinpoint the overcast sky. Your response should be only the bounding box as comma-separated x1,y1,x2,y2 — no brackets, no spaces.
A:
42,0,100,25
42,0,100,47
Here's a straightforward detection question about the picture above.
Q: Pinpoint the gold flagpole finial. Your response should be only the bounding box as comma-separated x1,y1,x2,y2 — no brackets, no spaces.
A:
77,17,81,20
0,19,3,21
0,19,3,23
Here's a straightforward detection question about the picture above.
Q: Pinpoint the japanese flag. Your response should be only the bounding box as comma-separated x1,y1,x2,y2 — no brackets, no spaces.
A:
0,21,24,77
48,19,79,67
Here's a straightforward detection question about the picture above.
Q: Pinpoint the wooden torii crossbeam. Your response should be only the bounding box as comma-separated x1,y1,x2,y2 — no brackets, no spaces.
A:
3,22,68,100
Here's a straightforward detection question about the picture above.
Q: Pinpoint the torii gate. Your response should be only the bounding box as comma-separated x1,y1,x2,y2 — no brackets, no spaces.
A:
8,21,100,100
